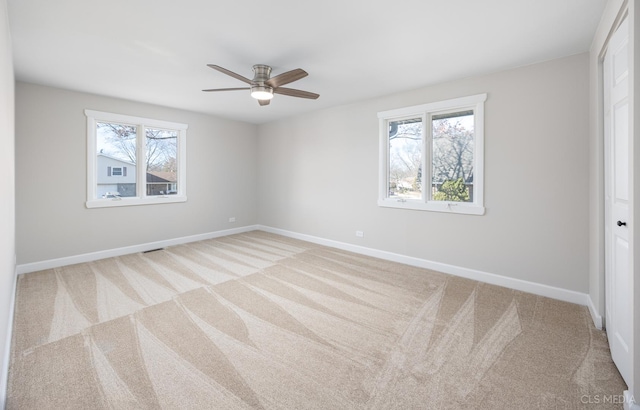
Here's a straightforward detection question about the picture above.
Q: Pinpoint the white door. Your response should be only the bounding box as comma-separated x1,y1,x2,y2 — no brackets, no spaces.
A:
604,17,631,386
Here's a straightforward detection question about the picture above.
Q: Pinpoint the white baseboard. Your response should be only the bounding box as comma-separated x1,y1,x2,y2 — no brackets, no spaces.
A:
1,263,18,410
15,223,603,329
258,225,599,316
16,225,260,275
586,296,604,330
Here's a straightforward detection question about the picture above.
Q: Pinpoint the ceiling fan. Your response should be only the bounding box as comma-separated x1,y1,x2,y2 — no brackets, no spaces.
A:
203,64,320,106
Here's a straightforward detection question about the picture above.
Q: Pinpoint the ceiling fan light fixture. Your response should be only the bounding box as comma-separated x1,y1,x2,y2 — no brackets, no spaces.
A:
250,85,274,100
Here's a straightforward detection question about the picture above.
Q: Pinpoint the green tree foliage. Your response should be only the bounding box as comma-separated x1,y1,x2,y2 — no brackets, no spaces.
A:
433,178,469,202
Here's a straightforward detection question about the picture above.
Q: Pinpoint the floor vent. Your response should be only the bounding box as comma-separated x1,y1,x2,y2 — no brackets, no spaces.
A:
143,248,164,253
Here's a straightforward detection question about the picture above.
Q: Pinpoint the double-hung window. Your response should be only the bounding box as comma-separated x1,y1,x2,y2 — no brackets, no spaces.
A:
85,110,188,208
378,94,486,215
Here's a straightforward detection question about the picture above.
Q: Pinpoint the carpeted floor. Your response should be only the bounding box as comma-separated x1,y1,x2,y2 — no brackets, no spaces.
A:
7,231,626,409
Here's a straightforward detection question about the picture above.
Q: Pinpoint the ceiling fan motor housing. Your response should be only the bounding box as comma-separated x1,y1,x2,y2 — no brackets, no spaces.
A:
250,65,274,99
252,64,272,83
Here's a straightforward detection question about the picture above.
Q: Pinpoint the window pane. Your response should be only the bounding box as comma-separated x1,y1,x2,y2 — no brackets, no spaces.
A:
431,110,474,202
146,128,178,196
388,118,423,199
96,122,137,198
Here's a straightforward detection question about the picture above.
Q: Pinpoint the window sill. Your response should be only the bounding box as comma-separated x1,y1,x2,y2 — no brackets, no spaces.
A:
86,195,187,209
377,198,485,215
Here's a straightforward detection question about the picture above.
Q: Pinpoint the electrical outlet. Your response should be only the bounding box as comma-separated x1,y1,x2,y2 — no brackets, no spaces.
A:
229,217,236,223
355,230,364,238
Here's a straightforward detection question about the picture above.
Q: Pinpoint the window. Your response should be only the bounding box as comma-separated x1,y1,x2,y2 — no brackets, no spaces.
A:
378,94,486,215
85,110,187,208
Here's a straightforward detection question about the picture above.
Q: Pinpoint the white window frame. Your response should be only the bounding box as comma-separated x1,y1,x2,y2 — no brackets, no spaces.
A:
85,109,188,208
378,93,486,215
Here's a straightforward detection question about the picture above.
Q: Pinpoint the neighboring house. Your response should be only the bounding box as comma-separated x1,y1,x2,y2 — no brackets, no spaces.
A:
96,154,136,197
96,154,177,197
146,171,177,195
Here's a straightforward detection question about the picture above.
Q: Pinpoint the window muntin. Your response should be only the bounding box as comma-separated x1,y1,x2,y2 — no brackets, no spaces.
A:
378,94,486,215
86,110,187,208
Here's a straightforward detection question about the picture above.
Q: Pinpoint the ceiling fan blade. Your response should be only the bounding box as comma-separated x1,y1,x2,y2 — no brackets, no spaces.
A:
266,68,308,88
258,99,271,106
207,64,252,85
202,87,250,92
273,87,319,99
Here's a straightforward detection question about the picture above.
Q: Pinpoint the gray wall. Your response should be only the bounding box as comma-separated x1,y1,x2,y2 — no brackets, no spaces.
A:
0,0,15,404
258,53,590,293
15,53,592,294
15,83,259,264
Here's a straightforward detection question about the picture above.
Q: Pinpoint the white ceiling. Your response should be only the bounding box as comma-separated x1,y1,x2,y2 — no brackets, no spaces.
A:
8,0,606,124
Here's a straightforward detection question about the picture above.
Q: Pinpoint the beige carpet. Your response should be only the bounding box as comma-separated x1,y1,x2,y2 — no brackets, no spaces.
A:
7,231,626,409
